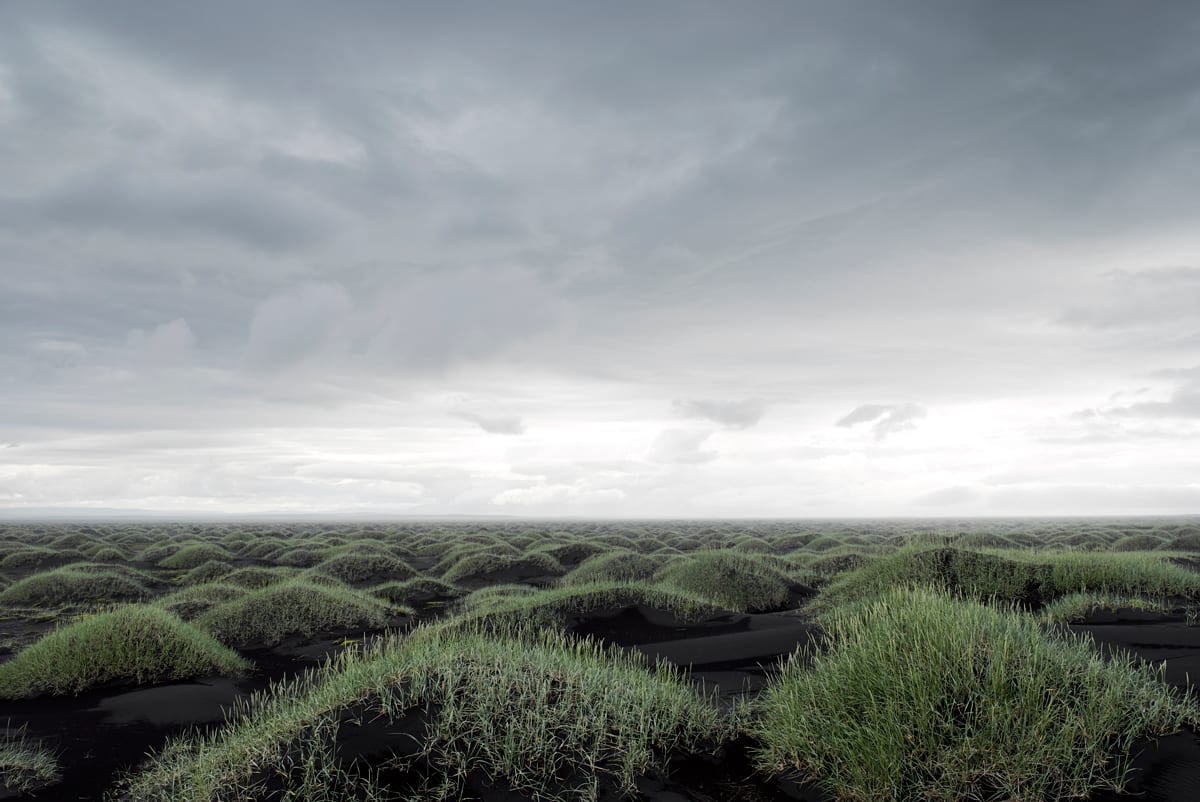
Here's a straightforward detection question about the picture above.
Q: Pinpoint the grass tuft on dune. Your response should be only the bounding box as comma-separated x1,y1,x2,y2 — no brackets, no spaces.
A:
750,586,1197,802
0,605,250,699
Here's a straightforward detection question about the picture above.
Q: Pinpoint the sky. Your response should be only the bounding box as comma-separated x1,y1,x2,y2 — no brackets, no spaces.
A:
1,2,1199,518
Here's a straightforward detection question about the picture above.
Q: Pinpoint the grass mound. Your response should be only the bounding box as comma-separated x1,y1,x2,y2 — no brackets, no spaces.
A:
441,551,564,585
221,566,298,588
155,582,250,621
561,550,661,586
197,578,395,646
118,624,733,802
158,543,233,570
0,605,250,699
311,552,416,585
178,559,236,586
816,546,1200,612
750,587,1195,802
371,576,464,605
656,550,795,612
0,566,151,607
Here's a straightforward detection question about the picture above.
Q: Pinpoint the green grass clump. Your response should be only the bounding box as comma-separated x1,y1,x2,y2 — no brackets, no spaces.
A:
370,576,464,605
0,727,60,793
655,550,794,612
750,587,1196,802
561,550,662,586
441,551,564,585
0,605,250,699
0,566,151,607
1111,534,1167,552
197,579,396,647
154,583,250,621
443,581,722,633
221,566,299,589
310,552,416,585
178,559,235,586
816,546,1200,613
1038,592,1170,624
118,623,733,802
0,546,82,571
158,543,233,570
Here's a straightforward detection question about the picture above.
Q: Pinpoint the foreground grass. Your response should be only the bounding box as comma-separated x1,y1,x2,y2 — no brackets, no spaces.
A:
750,587,1196,802
0,605,250,699
0,726,60,793
117,623,733,802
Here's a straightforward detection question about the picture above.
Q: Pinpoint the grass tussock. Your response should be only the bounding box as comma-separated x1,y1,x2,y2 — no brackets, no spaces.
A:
197,578,397,647
750,586,1196,802
370,576,464,605
0,605,250,699
815,546,1200,613
311,552,416,585
158,543,233,571
117,623,733,802
1038,592,1170,624
0,726,61,793
154,582,250,621
0,565,151,607
440,551,564,585
560,550,662,586
655,550,797,612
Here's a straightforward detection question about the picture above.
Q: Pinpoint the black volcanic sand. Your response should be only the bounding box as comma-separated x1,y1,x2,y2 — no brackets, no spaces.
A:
8,602,1200,801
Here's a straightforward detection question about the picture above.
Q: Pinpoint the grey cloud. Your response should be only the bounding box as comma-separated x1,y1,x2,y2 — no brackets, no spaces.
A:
243,283,354,371
648,429,717,464
453,411,525,436
673,398,766,429
917,486,977,506
836,403,926,439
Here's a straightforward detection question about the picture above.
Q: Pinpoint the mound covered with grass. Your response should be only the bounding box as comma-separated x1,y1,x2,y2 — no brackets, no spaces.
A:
0,605,250,699
816,546,1200,611
158,543,233,570
155,582,250,621
197,578,396,646
656,550,797,612
561,550,662,586
0,566,151,607
118,624,733,802
311,551,416,585
441,550,564,585
750,587,1196,801
370,576,464,605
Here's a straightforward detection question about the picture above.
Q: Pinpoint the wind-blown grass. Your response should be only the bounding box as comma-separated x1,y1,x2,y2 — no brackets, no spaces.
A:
0,726,60,793
0,605,250,699
196,578,396,646
560,550,662,586
655,550,797,612
814,546,1200,614
0,566,151,607
117,623,733,802
750,586,1196,802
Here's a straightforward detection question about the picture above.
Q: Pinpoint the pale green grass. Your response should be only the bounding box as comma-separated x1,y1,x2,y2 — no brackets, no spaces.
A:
0,726,60,792
0,605,250,699
1038,592,1170,624
655,550,798,612
751,586,1196,802
560,550,662,586
197,578,397,646
116,622,732,802
0,566,151,607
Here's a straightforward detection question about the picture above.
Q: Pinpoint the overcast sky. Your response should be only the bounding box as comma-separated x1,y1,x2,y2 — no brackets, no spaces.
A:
1,2,1199,518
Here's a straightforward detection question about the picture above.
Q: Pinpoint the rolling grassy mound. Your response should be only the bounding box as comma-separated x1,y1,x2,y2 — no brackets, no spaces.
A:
196,578,396,646
0,605,250,699
0,566,151,607
751,586,1196,801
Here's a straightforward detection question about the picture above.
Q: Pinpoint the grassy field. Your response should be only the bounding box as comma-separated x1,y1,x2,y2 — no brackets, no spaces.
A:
0,516,1198,800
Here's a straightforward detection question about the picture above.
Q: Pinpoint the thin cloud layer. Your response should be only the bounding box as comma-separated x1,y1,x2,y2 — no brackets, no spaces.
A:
2,3,1199,515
